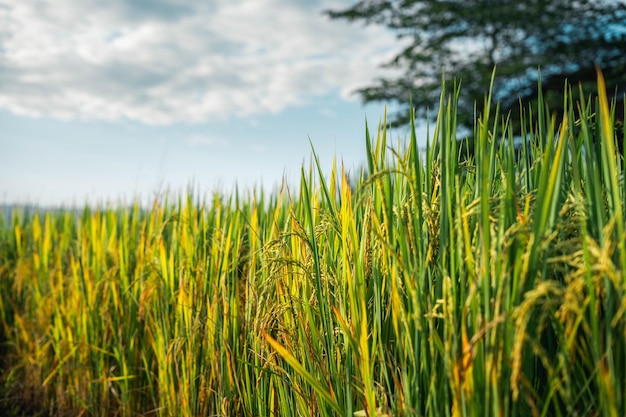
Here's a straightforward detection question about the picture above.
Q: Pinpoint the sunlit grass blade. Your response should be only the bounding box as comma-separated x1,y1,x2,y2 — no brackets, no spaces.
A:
264,332,343,414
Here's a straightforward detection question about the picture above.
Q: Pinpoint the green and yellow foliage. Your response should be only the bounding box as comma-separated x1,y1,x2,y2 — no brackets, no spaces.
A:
0,72,625,416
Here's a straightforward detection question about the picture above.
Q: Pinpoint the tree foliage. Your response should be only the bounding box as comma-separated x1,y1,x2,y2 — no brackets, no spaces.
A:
326,0,626,128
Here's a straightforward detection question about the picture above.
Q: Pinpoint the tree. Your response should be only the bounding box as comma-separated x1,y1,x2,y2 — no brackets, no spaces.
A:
325,0,626,129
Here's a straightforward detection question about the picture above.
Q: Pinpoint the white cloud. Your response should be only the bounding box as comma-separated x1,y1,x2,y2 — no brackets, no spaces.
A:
0,0,402,124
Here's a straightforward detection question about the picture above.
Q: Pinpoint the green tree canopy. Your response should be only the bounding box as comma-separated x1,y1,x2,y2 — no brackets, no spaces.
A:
326,0,626,128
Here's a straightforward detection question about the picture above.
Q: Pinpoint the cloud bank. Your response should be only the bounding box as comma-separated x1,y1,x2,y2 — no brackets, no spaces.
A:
0,0,400,124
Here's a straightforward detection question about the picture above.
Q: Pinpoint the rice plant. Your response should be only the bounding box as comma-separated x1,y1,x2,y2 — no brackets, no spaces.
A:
0,69,624,416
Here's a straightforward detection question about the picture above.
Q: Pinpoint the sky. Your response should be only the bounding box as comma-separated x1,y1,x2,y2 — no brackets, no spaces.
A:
0,0,423,207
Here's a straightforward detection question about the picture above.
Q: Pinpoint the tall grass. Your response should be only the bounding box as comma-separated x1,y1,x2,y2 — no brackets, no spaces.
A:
1,70,625,416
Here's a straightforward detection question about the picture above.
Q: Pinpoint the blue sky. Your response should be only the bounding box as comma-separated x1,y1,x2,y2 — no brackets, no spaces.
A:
0,0,425,207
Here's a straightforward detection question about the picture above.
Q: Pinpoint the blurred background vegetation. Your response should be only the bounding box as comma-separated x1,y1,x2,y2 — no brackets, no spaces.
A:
326,0,626,131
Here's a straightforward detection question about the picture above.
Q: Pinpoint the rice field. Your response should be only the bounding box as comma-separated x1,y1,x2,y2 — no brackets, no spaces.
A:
0,72,625,417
